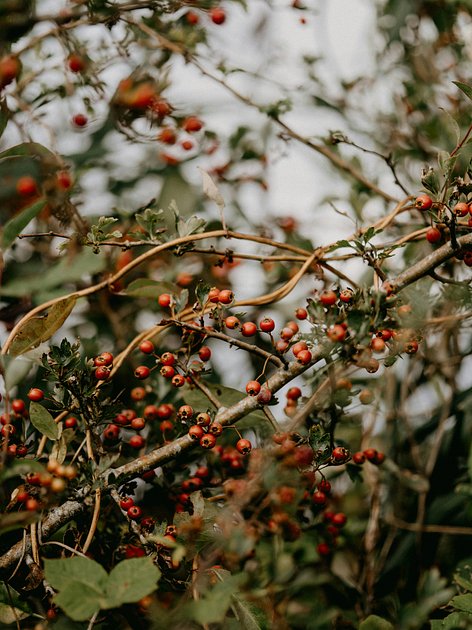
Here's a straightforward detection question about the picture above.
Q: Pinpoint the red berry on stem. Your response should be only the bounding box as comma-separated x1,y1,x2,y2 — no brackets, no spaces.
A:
295,308,307,320
120,496,134,511
241,322,257,337
135,365,150,380
218,289,233,304
331,446,350,463
64,416,78,429
16,176,38,197
129,434,145,449
95,366,110,380
236,438,252,455
94,352,113,366
160,365,175,379
246,380,261,396
312,491,327,506
286,386,302,400
68,54,86,73
183,116,203,133
188,425,205,441
320,290,337,307
200,433,217,449
72,113,88,127
353,451,366,465
158,293,172,308
127,505,142,520
453,202,469,217
199,346,211,361
260,317,275,332
139,340,155,354
415,194,433,211
426,227,441,244
297,349,312,365
27,388,44,402
225,315,240,329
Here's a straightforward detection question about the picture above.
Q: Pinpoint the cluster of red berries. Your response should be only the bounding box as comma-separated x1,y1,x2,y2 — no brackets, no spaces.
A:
93,351,114,380
351,448,385,466
12,460,76,513
316,510,348,557
184,407,252,454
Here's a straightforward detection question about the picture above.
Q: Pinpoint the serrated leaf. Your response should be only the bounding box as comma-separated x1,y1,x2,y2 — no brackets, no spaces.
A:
1,198,46,250
453,81,472,102
9,295,77,355
29,402,59,440
104,558,160,608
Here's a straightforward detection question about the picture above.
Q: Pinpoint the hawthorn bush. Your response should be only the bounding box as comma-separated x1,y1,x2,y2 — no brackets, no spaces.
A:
1,1,472,629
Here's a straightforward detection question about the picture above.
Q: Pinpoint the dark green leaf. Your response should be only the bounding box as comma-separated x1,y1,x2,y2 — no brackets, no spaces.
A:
54,582,103,622
29,402,59,440
452,595,472,614
453,81,472,102
1,198,46,249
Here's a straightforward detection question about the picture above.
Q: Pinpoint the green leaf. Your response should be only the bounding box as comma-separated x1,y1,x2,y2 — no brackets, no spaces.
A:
0,582,32,625
0,458,44,483
54,582,103,622
124,278,175,299
188,576,242,624
104,558,160,608
1,198,46,249
9,296,77,355
29,402,59,440
230,595,263,629
453,81,472,102
452,595,472,614
359,615,394,630
44,557,108,592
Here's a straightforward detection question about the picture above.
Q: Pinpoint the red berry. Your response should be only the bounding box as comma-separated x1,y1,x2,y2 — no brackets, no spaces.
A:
377,329,393,341
94,352,113,366
103,424,120,441
246,380,261,396
331,512,347,527
16,444,28,457
280,326,295,341
256,387,272,405
178,405,193,419
241,322,257,337
331,446,350,463
200,433,217,449
183,116,203,133
16,176,38,198
95,366,110,380
352,451,366,465
312,491,327,506
160,365,175,379
276,340,289,353
296,349,312,365
291,341,308,357
12,399,25,414
56,170,73,190
295,308,307,320
1,424,15,437
160,352,176,366
120,496,135,511
127,505,142,520
68,54,86,73
172,374,185,387
370,337,385,353
320,290,337,307
326,325,346,343
135,365,150,379
129,434,145,449
64,416,78,429
199,346,212,361
157,404,174,419
236,438,252,455
139,340,155,354
286,386,302,400
464,252,472,267
0,55,20,87
158,293,172,308
158,127,177,144
27,388,44,402
426,227,441,244
131,417,145,431
372,451,385,465
317,542,331,557
196,412,211,427
209,422,223,436
404,340,419,354
363,448,378,462
160,420,174,433
339,289,353,303
260,317,275,333
186,10,199,24
286,321,299,333
317,480,331,494
208,287,220,303
210,7,226,24
188,425,205,441
25,498,40,512
453,202,469,217
225,315,240,329
218,289,234,304
72,113,88,127
415,194,433,211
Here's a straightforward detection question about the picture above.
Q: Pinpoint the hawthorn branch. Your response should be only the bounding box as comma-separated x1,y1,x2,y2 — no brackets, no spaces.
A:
389,231,472,292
